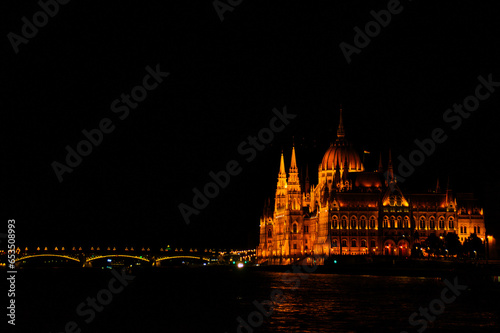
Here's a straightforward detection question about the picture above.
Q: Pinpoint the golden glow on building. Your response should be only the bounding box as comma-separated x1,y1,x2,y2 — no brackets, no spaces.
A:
257,109,486,264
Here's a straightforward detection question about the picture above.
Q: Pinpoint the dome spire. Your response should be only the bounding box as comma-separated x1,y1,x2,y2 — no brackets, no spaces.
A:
337,106,345,138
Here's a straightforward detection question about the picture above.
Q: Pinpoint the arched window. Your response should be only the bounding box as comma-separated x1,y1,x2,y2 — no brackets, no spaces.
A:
341,239,347,247
390,216,395,228
448,217,454,229
419,217,425,229
370,240,376,248
332,215,338,229
370,216,376,229
268,229,272,238
473,226,477,234
350,216,357,229
403,216,409,228
429,217,435,229
341,216,347,229
292,222,298,234
351,239,357,247
361,239,367,247
383,216,388,228
360,216,366,229
396,216,402,228
438,217,445,229
332,240,338,247
293,243,297,249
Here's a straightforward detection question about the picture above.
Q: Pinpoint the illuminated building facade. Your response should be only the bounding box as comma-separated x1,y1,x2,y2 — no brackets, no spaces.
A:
257,110,486,265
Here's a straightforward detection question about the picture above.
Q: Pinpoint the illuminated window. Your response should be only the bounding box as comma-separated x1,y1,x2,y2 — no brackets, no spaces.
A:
396,216,402,228
438,217,445,229
464,226,467,233
332,216,338,229
268,229,272,238
361,239,367,247
448,217,454,229
351,239,357,247
390,216,395,228
360,216,366,229
383,216,388,228
341,216,347,229
419,217,425,229
403,216,409,228
305,226,309,233
351,216,357,229
292,223,298,234
370,216,376,229
429,217,435,229
341,239,347,247
293,243,297,249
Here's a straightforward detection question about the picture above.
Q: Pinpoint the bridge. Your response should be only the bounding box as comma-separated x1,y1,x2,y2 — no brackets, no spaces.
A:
9,247,255,268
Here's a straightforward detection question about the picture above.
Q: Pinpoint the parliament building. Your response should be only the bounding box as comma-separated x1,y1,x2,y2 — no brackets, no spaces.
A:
256,109,486,265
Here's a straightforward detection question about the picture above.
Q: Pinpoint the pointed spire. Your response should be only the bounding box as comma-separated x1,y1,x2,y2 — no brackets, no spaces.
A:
279,151,286,178
387,149,394,182
290,145,298,172
436,178,440,193
378,152,383,172
337,107,345,139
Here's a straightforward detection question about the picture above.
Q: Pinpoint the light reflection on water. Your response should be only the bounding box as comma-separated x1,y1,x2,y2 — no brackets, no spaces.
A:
239,272,498,333
17,268,500,332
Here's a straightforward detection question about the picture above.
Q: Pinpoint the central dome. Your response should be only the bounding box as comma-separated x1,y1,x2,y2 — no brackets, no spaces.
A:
321,141,364,171
320,108,364,172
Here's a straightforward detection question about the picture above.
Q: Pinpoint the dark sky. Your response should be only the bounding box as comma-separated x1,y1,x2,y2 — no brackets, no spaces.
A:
4,1,500,250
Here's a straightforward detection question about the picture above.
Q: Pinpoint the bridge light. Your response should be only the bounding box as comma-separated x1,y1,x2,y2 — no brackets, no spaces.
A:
237,263,244,268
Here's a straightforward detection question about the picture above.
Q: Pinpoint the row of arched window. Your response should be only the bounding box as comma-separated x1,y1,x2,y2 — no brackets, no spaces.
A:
332,239,375,248
331,215,377,229
418,216,454,229
460,225,481,234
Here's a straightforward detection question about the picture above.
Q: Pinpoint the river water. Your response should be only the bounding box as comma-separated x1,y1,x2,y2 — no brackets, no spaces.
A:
15,267,500,332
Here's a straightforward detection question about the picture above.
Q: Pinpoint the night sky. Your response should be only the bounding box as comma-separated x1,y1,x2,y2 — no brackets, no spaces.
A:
4,1,500,250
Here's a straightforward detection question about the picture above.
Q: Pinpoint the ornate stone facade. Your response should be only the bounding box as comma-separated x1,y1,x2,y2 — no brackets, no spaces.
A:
257,110,486,265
